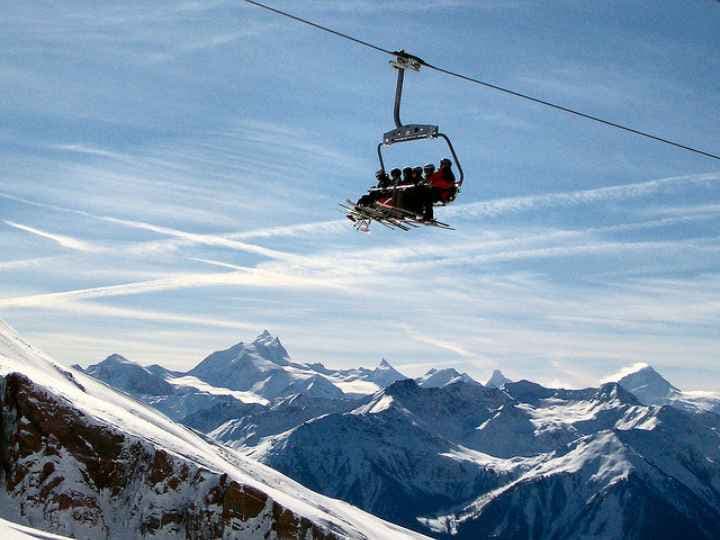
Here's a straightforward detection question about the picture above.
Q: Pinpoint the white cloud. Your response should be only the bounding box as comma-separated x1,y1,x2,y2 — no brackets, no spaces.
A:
0,257,59,271
21,300,262,332
447,172,720,219
4,221,103,253
601,362,650,383
99,216,303,262
0,265,351,311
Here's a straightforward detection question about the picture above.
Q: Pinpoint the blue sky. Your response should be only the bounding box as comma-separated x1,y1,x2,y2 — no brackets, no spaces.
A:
2,0,720,390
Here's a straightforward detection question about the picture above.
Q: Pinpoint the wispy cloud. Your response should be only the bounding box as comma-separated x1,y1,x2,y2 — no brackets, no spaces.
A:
400,323,492,365
0,257,59,272
447,172,720,219
0,264,351,311
25,300,262,332
47,144,130,161
4,221,103,253
101,216,303,262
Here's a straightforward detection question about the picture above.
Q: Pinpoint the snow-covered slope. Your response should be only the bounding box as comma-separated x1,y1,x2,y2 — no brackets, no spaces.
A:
249,377,720,539
186,334,407,401
210,393,365,448
0,320,427,540
611,363,720,414
424,402,720,539
65,329,720,539
80,333,409,432
247,380,520,530
85,353,175,395
0,518,71,540
614,363,679,404
416,368,479,388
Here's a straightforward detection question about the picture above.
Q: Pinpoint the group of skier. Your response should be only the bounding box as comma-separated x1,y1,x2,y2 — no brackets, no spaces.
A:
354,158,456,222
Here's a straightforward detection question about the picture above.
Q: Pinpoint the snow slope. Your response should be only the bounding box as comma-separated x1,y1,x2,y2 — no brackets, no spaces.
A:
611,363,720,414
0,518,70,540
80,332,409,431
249,377,720,538
0,320,427,540
416,368,479,388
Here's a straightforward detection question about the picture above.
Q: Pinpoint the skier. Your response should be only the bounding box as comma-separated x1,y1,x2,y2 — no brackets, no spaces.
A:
422,162,436,181
430,158,457,203
356,169,391,207
376,169,391,189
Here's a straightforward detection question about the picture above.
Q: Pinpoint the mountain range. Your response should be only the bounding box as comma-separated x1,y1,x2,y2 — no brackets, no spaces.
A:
0,321,425,539
6,324,720,539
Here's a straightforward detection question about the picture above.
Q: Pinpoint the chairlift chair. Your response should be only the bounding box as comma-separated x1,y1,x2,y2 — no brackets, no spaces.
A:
344,50,464,231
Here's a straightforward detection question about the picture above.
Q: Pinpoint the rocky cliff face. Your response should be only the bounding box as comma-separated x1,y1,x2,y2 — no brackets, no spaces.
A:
0,373,335,539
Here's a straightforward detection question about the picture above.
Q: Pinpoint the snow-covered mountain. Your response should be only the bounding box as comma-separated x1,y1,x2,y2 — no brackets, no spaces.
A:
0,321,427,539
485,369,511,389
416,368,479,388
77,331,409,428
70,329,720,539
610,362,720,414
247,377,720,538
613,363,679,404
85,353,175,395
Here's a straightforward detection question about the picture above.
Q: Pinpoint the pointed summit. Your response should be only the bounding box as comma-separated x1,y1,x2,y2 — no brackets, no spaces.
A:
255,329,274,342
611,363,679,405
368,358,408,387
378,358,393,369
486,369,511,389
416,368,479,388
251,330,289,366
187,332,293,393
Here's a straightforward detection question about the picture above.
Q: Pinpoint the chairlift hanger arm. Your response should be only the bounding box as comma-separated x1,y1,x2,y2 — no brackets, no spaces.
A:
390,50,424,130
383,50,440,146
242,0,720,163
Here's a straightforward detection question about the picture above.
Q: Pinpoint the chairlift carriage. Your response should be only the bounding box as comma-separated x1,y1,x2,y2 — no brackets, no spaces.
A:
342,50,465,231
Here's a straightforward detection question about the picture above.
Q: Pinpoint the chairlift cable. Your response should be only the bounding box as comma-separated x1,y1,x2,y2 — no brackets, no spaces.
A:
242,0,720,163
242,0,394,55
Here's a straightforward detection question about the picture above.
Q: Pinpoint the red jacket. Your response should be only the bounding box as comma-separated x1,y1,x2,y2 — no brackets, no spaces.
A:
430,168,456,202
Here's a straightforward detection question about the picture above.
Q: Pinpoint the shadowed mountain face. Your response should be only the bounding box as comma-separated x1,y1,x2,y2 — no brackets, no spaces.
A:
615,364,679,404
73,329,720,540
248,379,720,539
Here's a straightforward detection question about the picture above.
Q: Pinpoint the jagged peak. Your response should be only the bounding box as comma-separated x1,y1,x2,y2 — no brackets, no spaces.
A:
254,329,278,344
377,358,403,374
594,382,641,405
486,369,511,389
